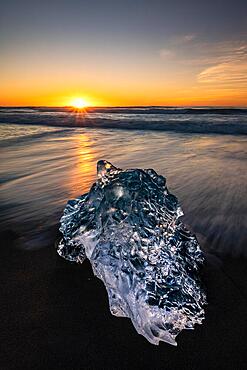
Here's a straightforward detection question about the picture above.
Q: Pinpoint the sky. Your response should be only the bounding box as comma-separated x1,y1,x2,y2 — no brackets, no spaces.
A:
1,0,247,106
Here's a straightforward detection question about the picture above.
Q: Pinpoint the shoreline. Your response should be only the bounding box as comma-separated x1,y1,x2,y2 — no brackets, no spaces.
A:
1,119,247,135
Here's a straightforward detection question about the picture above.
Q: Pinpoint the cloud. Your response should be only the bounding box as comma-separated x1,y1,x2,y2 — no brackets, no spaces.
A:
159,34,196,59
197,42,247,91
181,34,196,42
195,41,247,65
159,48,175,59
170,34,197,44
198,61,247,84
158,35,247,96
160,36,247,66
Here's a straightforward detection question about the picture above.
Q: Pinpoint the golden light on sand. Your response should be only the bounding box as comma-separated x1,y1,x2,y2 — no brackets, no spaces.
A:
69,97,90,109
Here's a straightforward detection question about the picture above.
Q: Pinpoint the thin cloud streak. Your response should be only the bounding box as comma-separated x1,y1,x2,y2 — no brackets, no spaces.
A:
160,37,247,65
160,35,247,96
198,62,247,83
197,43,247,91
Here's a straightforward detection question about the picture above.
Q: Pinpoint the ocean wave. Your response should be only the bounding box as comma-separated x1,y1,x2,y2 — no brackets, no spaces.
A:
1,106,247,115
0,107,247,135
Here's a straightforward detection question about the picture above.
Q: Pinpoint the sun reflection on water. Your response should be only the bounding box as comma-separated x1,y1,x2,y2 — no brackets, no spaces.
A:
68,133,96,196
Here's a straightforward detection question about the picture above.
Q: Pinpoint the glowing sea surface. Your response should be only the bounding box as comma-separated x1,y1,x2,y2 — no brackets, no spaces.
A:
0,122,246,256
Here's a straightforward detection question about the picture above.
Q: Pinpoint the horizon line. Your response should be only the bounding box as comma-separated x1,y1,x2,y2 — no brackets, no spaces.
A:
1,105,247,109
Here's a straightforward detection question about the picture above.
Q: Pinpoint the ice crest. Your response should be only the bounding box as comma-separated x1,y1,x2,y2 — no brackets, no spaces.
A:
57,160,207,345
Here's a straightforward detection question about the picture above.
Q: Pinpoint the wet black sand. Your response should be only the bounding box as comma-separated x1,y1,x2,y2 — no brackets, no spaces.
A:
1,228,247,370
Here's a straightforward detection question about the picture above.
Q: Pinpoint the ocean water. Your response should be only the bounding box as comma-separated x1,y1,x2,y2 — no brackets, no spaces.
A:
1,106,247,134
0,107,246,256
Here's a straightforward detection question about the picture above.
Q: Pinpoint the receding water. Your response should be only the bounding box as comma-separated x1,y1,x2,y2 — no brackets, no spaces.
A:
0,123,246,256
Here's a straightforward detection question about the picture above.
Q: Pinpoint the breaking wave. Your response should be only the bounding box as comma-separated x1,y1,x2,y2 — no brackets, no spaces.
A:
0,106,246,135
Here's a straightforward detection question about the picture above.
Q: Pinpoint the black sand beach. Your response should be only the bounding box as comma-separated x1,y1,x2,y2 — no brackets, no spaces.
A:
2,0,247,364
1,120,247,369
1,227,247,370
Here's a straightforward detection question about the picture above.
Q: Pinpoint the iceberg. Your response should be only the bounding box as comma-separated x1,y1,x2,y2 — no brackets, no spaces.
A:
57,160,207,345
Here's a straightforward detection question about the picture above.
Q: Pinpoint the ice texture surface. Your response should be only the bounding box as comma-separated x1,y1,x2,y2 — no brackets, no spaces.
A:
57,160,207,345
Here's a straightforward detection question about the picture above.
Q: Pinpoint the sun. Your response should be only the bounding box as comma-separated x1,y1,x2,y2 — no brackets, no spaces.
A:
70,97,89,109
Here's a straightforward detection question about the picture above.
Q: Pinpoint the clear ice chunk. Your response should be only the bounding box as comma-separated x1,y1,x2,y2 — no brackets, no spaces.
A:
57,160,207,345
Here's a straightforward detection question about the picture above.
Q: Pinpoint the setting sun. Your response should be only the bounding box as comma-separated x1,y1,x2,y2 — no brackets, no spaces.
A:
69,98,90,109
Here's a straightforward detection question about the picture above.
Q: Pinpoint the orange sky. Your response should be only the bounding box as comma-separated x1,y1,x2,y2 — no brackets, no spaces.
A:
1,2,246,107
1,48,246,107
1,66,246,107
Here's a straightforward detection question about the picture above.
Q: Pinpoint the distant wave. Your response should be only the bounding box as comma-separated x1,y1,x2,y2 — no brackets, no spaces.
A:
1,106,247,115
0,107,247,135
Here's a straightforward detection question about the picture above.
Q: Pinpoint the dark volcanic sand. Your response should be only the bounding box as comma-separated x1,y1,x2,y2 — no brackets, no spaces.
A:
1,124,247,369
1,228,247,370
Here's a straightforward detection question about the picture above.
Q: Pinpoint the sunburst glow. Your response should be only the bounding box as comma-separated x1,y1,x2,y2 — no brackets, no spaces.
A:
69,98,90,109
